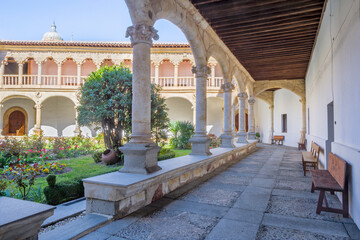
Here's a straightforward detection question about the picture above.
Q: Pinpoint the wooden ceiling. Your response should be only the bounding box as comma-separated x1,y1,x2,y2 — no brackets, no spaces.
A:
191,0,326,81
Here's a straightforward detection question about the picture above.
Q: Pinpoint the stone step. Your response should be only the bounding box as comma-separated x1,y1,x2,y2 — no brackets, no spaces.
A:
39,214,111,240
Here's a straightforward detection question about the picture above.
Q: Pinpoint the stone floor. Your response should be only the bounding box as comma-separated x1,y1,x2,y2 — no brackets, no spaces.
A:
79,144,360,240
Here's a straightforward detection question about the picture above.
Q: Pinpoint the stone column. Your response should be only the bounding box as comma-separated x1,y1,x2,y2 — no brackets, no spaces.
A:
0,62,5,87
119,23,161,174
74,105,81,136
300,97,306,140
18,63,23,85
37,62,42,85
77,63,82,86
33,103,42,135
232,104,237,135
220,82,235,148
237,92,248,143
154,63,159,85
190,65,211,155
210,64,215,87
174,64,178,87
0,104,3,136
269,105,274,142
57,64,62,86
247,97,256,140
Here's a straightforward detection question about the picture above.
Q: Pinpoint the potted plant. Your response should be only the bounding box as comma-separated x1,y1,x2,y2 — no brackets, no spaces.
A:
255,132,261,142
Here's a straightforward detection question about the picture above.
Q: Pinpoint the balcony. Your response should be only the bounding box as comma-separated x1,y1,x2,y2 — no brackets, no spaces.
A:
1,75,224,90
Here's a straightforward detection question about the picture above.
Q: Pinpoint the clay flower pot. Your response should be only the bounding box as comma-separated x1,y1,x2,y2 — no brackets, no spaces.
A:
102,149,118,165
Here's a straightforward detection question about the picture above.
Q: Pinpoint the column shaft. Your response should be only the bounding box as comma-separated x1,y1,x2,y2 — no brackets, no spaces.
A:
237,92,248,143
247,97,256,140
210,65,215,87
220,82,235,148
154,64,159,85
174,64,178,87
37,63,42,85
300,98,306,139
269,105,274,142
77,64,82,86
18,63,23,85
0,63,4,87
57,65,62,86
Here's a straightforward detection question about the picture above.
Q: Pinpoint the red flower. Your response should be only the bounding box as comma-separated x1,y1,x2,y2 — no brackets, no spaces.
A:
68,146,71,149
46,156,48,159
18,159,20,161
40,154,43,157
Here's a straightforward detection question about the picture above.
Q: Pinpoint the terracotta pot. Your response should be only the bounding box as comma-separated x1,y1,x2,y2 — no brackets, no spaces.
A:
102,149,118,165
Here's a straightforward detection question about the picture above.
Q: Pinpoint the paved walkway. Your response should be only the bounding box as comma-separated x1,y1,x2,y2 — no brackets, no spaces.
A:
79,144,360,240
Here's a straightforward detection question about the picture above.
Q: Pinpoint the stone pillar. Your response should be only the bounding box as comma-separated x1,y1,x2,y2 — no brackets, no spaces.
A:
190,65,212,155
300,97,306,140
74,105,81,136
119,23,161,174
174,64,178,87
18,63,23,85
57,64,62,86
77,63,82,86
237,92,248,143
232,104,237,135
33,103,42,135
269,105,274,142
220,82,235,148
0,62,4,87
247,97,256,140
210,65,215,87
37,62,42,85
0,104,3,136
154,63,159,85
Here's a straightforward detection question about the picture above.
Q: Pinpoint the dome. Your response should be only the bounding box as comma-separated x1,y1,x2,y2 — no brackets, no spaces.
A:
42,23,63,42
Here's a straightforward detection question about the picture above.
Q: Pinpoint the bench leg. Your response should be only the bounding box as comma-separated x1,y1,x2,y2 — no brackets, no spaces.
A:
343,190,349,218
316,190,326,214
311,182,315,193
302,157,307,176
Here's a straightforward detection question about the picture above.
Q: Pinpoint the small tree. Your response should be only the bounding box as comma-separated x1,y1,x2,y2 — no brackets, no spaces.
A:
151,84,170,144
77,65,132,152
77,65,170,151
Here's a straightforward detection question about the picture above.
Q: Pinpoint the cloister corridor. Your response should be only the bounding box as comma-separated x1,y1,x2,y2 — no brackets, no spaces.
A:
49,144,358,240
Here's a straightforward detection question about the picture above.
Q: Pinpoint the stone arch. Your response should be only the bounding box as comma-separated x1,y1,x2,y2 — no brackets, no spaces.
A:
165,96,194,124
0,94,35,104
206,45,230,81
253,80,305,99
2,106,28,135
40,94,76,106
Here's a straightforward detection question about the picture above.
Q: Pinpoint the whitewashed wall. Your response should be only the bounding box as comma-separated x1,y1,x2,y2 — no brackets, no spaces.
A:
305,0,360,228
207,97,223,137
165,97,194,124
254,99,271,144
273,89,302,147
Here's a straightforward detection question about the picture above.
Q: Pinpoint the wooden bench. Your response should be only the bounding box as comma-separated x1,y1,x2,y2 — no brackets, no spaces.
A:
272,135,284,145
310,153,349,217
302,141,320,176
298,138,306,151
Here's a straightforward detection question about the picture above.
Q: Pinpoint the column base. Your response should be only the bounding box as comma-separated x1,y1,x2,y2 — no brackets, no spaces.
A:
119,143,161,174
74,127,81,136
247,132,256,140
33,128,42,136
190,135,212,156
237,132,248,143
220,133,235,148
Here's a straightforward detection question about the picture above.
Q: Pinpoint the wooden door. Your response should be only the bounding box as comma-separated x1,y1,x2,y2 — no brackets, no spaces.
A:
245,113,249,132
9,111,25,134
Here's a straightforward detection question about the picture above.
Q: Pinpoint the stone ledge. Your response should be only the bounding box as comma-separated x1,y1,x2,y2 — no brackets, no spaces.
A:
83,142,256,219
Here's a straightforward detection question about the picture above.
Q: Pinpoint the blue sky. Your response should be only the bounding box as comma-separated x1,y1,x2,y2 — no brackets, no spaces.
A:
0,0,188,42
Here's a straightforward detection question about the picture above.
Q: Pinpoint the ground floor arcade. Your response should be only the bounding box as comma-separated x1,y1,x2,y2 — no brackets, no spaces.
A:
39,144,360,240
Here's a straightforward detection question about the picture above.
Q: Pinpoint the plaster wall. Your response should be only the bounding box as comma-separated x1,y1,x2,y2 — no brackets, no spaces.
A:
81,60,96,76
305,0,360,227
207,97,223,137
178,61,193,76
273,89,301,147
159,61,174,77
254,99,271,144
28,60,38,75
62,60,77,76
42,60,57,75
165,97,193,124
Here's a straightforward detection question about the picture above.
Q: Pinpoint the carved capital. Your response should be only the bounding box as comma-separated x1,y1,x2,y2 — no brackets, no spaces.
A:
237,92,247,100
221,82,235,92
125,24,159,46
248,97,256,105
192,65,210,78
34,104,42,110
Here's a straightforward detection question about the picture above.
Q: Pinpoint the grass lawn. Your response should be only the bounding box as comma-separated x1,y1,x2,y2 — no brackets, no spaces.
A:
172,149,192,158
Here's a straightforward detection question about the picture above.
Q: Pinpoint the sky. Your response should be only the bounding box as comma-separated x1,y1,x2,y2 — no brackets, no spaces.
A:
0,0,188,43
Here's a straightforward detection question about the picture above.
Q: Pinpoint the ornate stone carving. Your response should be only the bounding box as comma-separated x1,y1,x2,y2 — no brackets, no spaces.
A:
35,92,42,99
125,24,159,46
192,65,210,78
221,82,235,92
248,97,255,105
34,103,42,109
237,92,247,100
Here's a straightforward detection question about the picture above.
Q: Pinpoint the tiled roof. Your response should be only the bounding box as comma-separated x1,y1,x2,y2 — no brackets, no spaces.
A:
0,40,190,48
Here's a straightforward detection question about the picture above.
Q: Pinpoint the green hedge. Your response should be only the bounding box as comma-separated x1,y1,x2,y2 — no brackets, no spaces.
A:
44,175,84,205
158,149,175,161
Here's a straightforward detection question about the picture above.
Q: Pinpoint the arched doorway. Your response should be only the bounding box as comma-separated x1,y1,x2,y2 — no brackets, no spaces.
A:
235,112,248,132
2,107,28,136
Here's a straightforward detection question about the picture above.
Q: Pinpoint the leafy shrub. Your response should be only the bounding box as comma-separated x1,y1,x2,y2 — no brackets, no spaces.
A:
0,178,8,196
92,151,103,163
158,148,175,161
44,177,84,205
46,174,56,188
169,121,195,149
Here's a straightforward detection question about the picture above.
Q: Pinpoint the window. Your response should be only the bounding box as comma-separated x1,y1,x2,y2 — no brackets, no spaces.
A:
281,114,287,133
